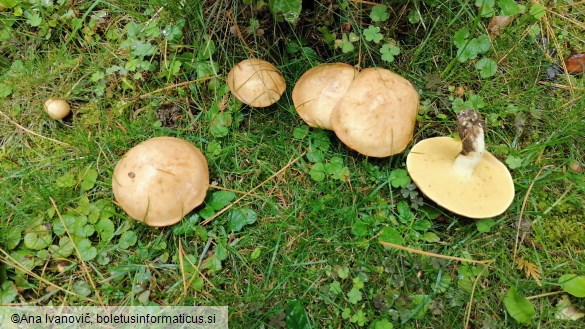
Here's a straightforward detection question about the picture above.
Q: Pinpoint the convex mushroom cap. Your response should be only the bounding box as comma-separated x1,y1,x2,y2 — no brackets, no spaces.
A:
406,110,514,219
112,137,209,226
330,67,419,157
44,99,70,120
292,63,358,130
227,58,286,108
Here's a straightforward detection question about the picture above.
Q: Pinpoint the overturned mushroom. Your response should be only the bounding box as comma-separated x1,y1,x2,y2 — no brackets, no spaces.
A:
406,110,515,218
112,137,209,227
227,58,286,108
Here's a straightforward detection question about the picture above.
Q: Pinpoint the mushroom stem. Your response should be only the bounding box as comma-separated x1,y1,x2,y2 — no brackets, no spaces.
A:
452,110,485,178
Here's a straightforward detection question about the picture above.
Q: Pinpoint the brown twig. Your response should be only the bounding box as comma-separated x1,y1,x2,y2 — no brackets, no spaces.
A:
0,111,71,147
181,243,216,289
227,9,256,58
464,266,487,329
379,241,495,264
537,81,585,92
0,249,93,302
513,167,548,259
539,5,576,98
200,151,306,226
177,239,188,296
209,184,260,198
526,291,564,300
545,7,585,30
350,0,381,5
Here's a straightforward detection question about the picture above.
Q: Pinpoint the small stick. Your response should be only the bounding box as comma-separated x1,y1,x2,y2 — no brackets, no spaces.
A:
513,167,548,259
379,241,495,264
350,0,381,5
227,10,255,58
178,239,188,296
537,81,585,92
209,184,260,198
182,246,215,289
0,249,92,302
464,267,486,329
138,77,213,99
526,291,564,300
200,151,306,226
544,7,585,30
0,111,71,147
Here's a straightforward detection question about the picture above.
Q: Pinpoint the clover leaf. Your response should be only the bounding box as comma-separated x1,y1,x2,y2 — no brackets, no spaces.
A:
309,162,326,182
347,288,363,304
49,236,75,258
370,5,389,22
380,43,400,63
24,225,52,250
388,169,411,188
0,281,18,304
364,26,383,43
475,57,498,78
77,239,97,261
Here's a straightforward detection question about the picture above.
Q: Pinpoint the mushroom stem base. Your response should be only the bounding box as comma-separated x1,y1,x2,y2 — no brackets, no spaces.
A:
453,111,485,178
452,148,484,178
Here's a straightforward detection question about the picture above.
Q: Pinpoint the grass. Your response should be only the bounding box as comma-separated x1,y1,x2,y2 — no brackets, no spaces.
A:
1,0,584,328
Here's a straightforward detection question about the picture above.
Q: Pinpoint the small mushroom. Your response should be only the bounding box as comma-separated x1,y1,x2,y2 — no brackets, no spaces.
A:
44,99,70,120
406,110,514,218
330,67,419,157
112,137,209,227
227,58,286,108
292,63,358,129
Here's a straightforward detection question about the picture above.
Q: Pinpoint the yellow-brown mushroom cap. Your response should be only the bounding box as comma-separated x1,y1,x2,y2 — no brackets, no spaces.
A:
112,137,209,227
292,63,358,130
330,67,419,157
44,99,71,120
227,58,286,108
406,136,514,219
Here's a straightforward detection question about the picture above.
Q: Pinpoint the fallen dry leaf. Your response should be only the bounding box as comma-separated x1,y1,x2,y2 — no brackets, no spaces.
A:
488,16,514,36
565,53,585,74
515,257,542,286
555,295,585,321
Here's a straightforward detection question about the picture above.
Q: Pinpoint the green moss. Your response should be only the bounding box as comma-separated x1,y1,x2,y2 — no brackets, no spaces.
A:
537,215,585,251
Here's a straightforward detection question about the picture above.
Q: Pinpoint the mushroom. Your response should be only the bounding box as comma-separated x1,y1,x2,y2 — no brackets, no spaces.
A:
112,137,209,227
406,110,515,218
292,63,358,130
330,67,419,157
227,58,286,108
44,99,71,120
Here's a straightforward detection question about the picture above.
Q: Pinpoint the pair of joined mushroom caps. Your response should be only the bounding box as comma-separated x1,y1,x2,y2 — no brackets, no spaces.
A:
292,63,514,218
111,60,514,226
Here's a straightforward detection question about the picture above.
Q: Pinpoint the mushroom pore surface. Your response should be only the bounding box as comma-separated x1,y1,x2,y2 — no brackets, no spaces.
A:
406,111,514,218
